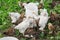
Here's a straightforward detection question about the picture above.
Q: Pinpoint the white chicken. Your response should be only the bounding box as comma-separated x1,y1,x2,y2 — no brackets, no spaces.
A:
9,12,20,23
38,9,49,31
0,37,18,40
23,3,38,20
15,17,36,35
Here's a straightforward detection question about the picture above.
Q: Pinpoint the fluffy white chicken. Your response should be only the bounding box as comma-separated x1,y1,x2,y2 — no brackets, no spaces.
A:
0,37,18,40
40,9,48,17
23,3,38,20
9,12,20,23
15,17,36,35
38,9,49,31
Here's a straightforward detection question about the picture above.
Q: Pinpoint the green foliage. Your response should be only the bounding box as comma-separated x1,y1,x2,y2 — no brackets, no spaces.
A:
44,0,60,14
0,11,12,30
54,4,60,14
44,0,52,14
20,38,26,40
14,29,20,37
0,33,4,38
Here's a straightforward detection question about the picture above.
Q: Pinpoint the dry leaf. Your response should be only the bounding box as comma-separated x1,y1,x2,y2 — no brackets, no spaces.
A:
15,12,26,25
3,27,14,36
48,23,55,31
38,3,43,9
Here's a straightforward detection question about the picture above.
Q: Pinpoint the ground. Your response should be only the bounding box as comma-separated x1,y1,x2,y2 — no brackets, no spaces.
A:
0,0,60,40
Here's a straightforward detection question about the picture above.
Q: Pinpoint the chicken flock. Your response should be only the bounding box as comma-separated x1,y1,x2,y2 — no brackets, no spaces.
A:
9,2,49,37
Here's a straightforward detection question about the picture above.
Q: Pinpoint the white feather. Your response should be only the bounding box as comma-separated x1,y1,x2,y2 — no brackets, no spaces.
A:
0,37,18,40
9,12,20,23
